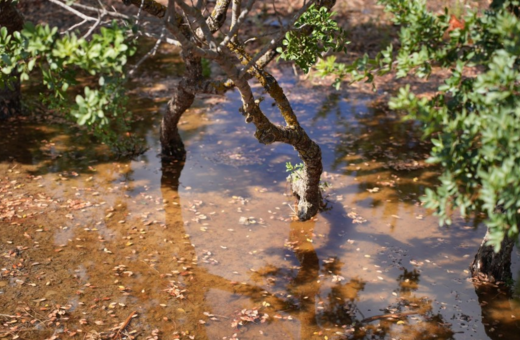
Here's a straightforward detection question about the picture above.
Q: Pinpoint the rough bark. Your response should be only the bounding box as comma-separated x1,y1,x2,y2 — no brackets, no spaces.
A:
0,0,24,120
123,0,167,17
470,228,515,284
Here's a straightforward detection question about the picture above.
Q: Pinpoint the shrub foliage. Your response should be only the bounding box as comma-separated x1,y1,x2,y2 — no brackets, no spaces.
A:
317,0,520,249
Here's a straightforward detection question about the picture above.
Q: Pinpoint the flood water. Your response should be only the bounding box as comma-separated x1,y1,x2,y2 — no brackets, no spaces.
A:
1,53,520,340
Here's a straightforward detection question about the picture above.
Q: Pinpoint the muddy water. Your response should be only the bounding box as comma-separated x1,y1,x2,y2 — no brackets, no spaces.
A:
1,67,520,340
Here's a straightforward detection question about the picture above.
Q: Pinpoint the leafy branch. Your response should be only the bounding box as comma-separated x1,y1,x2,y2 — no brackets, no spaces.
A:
0,21,139,154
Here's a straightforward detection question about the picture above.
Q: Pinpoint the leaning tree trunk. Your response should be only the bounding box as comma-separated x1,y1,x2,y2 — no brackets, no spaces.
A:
220,43,323,220
160,86,193,160
0,0,24,119
470,228,515,284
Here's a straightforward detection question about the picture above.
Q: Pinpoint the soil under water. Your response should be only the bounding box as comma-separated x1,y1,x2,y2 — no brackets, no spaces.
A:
1,49,520,340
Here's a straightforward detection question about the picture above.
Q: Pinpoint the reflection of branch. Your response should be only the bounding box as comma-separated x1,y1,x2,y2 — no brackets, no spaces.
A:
129,27,167,76
361,311,420,324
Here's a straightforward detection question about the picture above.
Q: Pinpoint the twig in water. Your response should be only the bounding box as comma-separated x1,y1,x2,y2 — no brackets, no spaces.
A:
112,310,137,339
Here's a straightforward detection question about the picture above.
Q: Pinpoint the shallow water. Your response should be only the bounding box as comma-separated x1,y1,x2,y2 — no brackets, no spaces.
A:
1,62,520,340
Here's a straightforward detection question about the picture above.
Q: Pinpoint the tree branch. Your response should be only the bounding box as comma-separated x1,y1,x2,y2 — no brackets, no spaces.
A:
47,0,98,22
174,0,218,49
72,2,162,23
180,78,235,95
218,0,255,49
123,0,167,18
238,0,318,78
165,0,219,59
206,0,232,32
231,0,241,30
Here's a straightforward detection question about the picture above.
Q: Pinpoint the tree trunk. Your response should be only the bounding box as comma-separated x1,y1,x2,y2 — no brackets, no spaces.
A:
218,45,323,221
0,0,24,120
289,133,323,220
470,228,515,284
160,51,201,161
160,87,194,160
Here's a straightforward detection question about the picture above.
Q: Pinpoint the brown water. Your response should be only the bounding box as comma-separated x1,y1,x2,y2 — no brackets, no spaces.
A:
1,63,520,340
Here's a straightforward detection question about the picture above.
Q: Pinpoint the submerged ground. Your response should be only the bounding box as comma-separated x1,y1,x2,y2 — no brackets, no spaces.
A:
1,56,520,339
2,1,520,339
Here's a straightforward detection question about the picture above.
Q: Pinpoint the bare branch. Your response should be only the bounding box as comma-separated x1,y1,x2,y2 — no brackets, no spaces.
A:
219,0,255,48
72,2,162,22
135,0,146,24
226,41,300,127
66,19,88,32
181,78,235,95
82,13,104,39
174,0,218,49
141,31,181,46
206,0,231,32
47,0,97,22
166,0,219,59
238,0,317,78
231,0,241,30
130,27,167,76
123,0,167,18
195,0,204,10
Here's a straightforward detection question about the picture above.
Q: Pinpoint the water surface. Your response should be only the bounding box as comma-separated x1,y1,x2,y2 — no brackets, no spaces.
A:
1,60,519,340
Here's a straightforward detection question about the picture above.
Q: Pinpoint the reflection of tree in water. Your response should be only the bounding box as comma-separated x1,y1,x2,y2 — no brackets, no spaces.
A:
160,159,288,339
312,92,343,123
353,267,455,340
159,148,455,339
474,281,520,340
312,92,431,176
266,220,367,338
396,268,421,295
329,101,429,172
249,219,455,339
313,90,436,229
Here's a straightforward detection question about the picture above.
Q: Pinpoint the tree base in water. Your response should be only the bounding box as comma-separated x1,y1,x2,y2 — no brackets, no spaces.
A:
470,229,514,285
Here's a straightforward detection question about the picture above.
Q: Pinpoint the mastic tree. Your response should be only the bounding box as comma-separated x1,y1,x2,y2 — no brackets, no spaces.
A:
318,0,520,283
0,0,345,221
